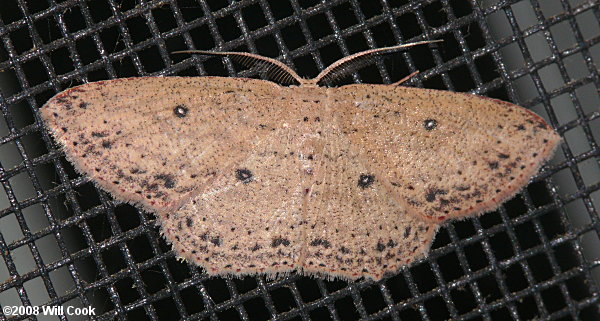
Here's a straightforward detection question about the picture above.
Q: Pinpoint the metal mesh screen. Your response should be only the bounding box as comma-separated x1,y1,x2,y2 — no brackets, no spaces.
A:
0,0,599,320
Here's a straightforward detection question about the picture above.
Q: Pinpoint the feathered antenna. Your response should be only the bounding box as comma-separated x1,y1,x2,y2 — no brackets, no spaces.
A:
174,50,304,86
313,40,442,86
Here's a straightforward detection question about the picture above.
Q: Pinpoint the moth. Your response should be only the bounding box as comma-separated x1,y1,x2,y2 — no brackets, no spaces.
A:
40,42,560,280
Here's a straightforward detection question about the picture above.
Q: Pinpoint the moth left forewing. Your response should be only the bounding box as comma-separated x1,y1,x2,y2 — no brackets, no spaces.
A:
40,77,285,214
332,85,560,223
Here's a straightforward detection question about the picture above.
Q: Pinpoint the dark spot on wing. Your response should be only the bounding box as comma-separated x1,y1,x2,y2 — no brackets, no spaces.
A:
271,237,291,247
454,185,471,191
174,105,188,118
310,239,331,248
425,188,448,202
130,168,146,174
235,168,253,183
155,173,176,189
211,237,221,246
358,174,375,189
423,119,437,130
91,131,109,138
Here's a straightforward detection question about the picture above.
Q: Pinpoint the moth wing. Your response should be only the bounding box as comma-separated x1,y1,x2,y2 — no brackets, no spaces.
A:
301,128,437,280
161,128,307,276
333,85,561,222
40,77,283,213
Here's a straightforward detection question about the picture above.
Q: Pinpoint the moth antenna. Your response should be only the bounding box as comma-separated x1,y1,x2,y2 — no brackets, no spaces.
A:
173,50,304,86
313,40,442,86
391,70,420,86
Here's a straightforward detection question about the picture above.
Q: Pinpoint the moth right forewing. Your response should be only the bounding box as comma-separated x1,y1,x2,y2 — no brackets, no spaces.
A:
331,85,560,223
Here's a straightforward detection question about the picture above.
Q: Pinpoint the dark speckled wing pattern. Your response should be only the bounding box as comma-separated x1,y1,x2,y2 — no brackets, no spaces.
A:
333,84,560,224
41,77,283,214
41,75,559,281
